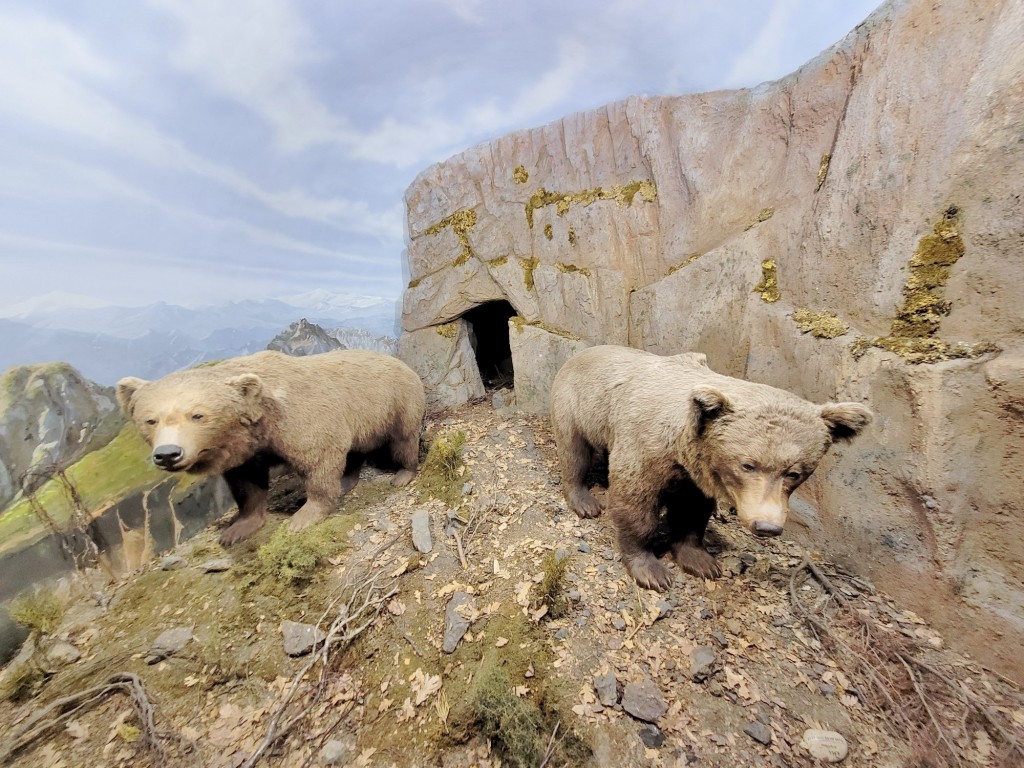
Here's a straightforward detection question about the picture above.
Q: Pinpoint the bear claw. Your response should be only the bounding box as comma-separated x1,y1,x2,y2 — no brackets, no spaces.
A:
219,515,265,546
672,544,721,580
391,469,416,487
624,553,674,592
568,487,603,519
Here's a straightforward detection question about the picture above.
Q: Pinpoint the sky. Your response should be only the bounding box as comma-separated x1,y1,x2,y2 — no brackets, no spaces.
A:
0,0,881,312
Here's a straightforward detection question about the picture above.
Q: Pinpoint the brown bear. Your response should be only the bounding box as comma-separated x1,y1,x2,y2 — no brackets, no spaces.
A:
116,349,426,546
550,345,872,591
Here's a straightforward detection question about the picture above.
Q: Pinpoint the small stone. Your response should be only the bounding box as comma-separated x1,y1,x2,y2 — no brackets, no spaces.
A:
566,589,581,602
442,592,473,653
46,640,81,667
578,542,592,554
160,555,187,570
594,671,618,706
492,388,516,410
740,553,757,566
321,738,355,765
726,619,743,635
654,599,673,620
621,678,667,723
744,721,773,745
638,723,665,748
411,510,432,554
146,626,193,663
200,558,232,573
281,620,325,657
462,482,474,496
601,549,616,561
555,547,570,563
818,682,837,696
611,617,627,631
554,628,569,640
699,608,714,620
711,631,728,648
690,645,717,681
719,554,743,576
800,729,849,763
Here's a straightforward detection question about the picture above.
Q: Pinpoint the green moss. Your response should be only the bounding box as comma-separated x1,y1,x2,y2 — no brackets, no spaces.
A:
510,316,527,334
0,657,43,702
255,519,344,587
543,224,553,241
555,262,591,277
854,207,998,363
752,259,781,303
512,165,529,184
816,153,832,192
508,317,579,341
435,323,458,339
519,257,539,291
10,588,66,635
416,431,467,506
792,308,849,339
536,552,572,619
745,207,775,231
524,180,657,229
408,277,422,289
424,209,478,266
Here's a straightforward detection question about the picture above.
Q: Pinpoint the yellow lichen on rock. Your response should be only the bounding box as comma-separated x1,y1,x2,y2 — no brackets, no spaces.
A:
753,259,781,303
667,253,702,275
816,153,832,192
435,323,458,339
793,308,849,339
555,262,591,277
524,180,657,229
512,165,529,184
745,207,775,231
424,208,478,266
519,257,539,291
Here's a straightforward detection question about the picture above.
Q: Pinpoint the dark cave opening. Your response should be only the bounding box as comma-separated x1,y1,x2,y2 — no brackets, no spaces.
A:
463,300,516,389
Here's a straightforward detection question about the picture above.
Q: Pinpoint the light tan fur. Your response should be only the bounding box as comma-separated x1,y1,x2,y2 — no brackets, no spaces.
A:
117,350,426,545
550,345,871,591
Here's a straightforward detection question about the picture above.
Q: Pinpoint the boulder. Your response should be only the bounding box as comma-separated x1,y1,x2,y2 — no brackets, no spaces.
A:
396,321,484,410
507,322,589,414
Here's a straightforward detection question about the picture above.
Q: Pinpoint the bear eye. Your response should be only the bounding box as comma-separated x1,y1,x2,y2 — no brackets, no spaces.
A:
191,413,205,422
741,462,756,472
785,470,802,481
145,418,157,426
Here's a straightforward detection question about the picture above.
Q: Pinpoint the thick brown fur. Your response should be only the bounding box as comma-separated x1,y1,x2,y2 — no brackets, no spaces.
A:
116,350,426,545
550,345,871,592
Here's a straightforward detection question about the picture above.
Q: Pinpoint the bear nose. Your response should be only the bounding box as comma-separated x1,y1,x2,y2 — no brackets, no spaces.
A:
152,445,184,468
752,521,783,537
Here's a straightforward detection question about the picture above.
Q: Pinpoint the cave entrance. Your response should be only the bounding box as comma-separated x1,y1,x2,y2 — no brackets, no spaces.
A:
464,300,516,390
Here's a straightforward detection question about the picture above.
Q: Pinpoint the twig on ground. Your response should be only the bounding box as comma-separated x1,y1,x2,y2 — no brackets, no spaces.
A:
538,720,561,768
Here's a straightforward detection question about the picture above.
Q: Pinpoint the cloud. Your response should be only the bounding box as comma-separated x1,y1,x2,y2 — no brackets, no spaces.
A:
723,0,801,88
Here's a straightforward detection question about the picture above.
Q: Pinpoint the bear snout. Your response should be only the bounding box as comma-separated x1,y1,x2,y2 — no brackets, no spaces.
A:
752,520,784,537
152,444,185,470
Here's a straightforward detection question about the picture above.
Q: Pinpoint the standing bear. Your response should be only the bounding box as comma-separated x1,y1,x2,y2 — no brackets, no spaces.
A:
116,350,426,546
550,345,871,591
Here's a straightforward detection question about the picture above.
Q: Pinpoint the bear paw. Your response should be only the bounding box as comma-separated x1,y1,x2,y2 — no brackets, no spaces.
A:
671,544,721,580
288,504,327,532
567,487,603,519
391,469,416,487
219,515,265,546
624,553,674,592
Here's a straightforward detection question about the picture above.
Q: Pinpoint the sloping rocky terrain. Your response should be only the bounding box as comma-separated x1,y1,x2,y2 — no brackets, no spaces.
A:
2,402,1021,767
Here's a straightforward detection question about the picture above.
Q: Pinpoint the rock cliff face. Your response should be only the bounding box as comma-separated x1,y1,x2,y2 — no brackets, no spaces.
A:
268,319,398,357
396,0,1024,678
0,364,122,509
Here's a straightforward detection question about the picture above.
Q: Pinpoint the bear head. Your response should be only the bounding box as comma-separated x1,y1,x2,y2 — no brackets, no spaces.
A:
688,387,872,538
116,370,266,475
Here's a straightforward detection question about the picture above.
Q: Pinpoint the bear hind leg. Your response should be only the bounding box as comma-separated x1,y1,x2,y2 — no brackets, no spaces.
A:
341,453,365,495
220,458,272,546
559,430,602,519
389,427,420,487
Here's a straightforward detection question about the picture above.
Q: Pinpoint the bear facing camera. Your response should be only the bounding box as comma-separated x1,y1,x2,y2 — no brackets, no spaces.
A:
550,345,872,592
116,350,426,546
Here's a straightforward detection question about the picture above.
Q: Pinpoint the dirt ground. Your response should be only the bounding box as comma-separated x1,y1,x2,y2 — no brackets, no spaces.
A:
1,403,1022,767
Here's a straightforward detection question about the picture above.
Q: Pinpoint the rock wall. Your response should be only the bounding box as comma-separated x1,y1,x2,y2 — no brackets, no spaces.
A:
395,0,1024,680
0,364,122,510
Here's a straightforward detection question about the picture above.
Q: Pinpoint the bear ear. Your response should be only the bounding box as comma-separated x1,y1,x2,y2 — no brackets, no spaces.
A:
227,373,263,400
692,386,730,435
820,402,873,442
115,377,149,416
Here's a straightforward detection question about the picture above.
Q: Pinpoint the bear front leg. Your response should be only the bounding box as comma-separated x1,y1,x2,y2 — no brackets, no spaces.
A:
609,485,674,592
289,461,344,532
664,480,720,580
558,429,602,519
220,459,271,546
340,453,365,495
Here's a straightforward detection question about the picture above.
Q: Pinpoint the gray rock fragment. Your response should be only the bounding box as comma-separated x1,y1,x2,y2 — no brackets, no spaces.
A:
147,627,193,663
655,599,673,620
46,640,81,667
200,558,232,573
160,555,187,570
281,620,326,657
594,671,618,707
442,592,473,653
690,645,717,681
638,723,665,748
411,510,432,554
321,737,355,765
744,721,773,745
621,678,667,723
492,388,516,411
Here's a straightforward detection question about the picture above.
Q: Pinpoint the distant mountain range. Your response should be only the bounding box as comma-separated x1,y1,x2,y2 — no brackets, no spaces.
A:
0,291,398,384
